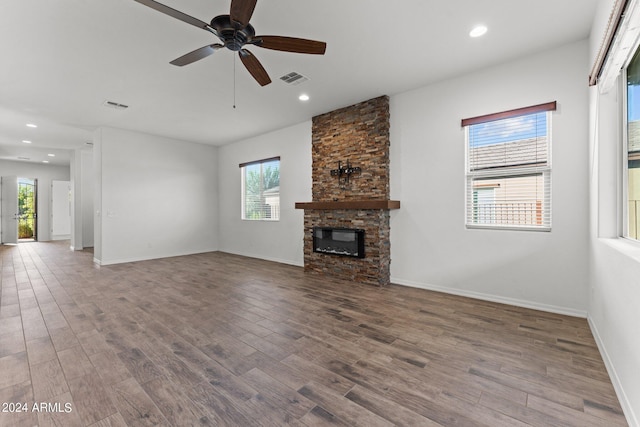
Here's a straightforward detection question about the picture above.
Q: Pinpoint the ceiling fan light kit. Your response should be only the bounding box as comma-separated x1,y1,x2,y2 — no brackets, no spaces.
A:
134,0,327,86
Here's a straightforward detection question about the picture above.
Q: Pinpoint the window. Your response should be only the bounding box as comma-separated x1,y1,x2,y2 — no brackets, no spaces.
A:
240,157,280,220
463,102,555,230
626,46,640,239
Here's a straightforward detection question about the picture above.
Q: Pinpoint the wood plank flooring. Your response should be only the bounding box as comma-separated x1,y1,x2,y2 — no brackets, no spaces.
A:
0,241,628,426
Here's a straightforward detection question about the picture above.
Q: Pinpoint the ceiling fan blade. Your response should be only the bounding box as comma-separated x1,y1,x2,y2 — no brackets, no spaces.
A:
239,49,271,86
230,0,257,27
134,0,213,32
255,36,326,55
170,44,223,66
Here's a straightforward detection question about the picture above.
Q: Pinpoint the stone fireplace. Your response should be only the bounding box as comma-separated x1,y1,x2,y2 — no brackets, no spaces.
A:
296,96,399,286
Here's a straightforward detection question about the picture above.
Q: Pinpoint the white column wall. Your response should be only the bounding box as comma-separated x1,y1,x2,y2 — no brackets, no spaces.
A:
70,150,82,250
81,149,94,248
70,148,95,250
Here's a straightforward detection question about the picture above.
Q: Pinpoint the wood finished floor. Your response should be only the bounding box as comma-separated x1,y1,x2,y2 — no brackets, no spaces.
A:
0,241,627,427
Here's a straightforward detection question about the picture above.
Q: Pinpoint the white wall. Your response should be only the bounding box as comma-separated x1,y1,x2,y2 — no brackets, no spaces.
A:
217,122,311,266
389,40,590,316
51,180,71,239
93,127,218,265
588,0,640,424
0,159,70,242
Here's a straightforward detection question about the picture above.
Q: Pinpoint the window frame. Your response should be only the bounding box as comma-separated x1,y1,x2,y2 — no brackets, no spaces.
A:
623,65,631,239
463,102,556,231
240,156,281,221
622,44,640,240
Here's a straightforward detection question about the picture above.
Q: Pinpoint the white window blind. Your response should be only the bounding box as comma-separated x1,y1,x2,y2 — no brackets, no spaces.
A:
589,0,640,91
463,102,555,230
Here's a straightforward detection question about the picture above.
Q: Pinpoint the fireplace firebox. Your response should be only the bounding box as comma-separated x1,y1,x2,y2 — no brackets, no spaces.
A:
313,227,365,258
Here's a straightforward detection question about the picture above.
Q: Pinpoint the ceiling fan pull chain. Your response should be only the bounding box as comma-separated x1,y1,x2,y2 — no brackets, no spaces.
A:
233,53,237,109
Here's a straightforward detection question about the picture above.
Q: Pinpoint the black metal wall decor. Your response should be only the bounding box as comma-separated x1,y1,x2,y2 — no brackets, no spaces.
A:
330,160,361,186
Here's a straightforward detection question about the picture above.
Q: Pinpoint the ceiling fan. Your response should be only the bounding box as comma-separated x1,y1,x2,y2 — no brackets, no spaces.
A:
134,0,327,86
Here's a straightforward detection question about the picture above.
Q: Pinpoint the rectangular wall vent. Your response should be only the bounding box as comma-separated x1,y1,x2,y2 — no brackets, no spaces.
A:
279,72,309,85
102,100,129,110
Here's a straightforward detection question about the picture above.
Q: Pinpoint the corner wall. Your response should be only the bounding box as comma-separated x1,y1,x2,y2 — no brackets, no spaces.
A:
389,40,590,316
217,122,311,266
216,41,592,316
93,127,218,265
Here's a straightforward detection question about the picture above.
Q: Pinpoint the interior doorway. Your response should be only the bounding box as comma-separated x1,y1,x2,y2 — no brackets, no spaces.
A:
18,177,37,242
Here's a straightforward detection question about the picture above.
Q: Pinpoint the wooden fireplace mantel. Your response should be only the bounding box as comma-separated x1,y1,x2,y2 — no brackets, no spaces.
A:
295,200,400,210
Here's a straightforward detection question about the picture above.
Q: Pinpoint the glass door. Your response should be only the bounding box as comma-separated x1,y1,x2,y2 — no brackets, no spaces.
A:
18,178,37,241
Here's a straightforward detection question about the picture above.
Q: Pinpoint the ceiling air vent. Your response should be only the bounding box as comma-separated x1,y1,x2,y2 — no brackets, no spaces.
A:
102,100,129,110
279,72,309,85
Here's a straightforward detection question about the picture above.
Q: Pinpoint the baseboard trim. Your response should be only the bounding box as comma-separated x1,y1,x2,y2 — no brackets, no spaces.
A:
390,277,588,318
92,249,301,268
588,316,638,427
96,248,218,266
219,249,303,267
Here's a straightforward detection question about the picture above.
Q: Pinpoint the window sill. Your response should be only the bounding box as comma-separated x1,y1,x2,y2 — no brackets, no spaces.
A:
599,237,640,263
466,224,551,232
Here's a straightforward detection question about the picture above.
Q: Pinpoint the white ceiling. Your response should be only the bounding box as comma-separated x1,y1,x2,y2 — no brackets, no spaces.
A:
0,0,598,167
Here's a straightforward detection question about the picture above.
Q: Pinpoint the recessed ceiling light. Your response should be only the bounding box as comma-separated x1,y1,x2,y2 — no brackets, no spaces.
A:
47,153,55,157
22,140,32,144
470,25,488,38
26,123,38,128
42,160,49,163
299,94,310,101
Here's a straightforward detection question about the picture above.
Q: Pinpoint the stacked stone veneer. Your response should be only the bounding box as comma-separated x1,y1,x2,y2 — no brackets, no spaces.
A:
304,96,391,286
